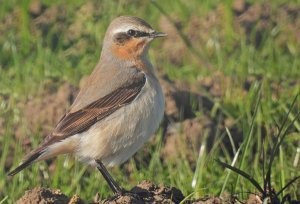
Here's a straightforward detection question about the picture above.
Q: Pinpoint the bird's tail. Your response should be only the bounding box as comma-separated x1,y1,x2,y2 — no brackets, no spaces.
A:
8,150,43,176
8,133,75,176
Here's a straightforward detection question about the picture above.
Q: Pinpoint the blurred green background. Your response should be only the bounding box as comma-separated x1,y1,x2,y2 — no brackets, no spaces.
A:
0,0,300,203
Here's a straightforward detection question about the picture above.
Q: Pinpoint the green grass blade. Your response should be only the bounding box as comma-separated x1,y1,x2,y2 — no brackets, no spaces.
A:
179,192,195,204
216,159,264,194
0,196,8,204
276,175,300,197
219,147,241,196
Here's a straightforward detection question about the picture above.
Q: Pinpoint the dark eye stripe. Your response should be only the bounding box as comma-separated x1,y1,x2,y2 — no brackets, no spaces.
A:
135,31,149,37
127,29,149,38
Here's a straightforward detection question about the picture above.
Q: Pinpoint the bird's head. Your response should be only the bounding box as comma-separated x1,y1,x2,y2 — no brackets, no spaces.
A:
103,16,167,60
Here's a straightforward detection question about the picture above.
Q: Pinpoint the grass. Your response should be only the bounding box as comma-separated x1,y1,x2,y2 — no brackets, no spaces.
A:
216,94,300,203
0,0,300,203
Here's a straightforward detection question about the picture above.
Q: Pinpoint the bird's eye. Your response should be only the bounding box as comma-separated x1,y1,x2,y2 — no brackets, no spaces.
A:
127,29,136,37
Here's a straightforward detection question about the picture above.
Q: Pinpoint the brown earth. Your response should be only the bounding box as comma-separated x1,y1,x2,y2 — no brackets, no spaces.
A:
16,181,185,204
16,187,84,204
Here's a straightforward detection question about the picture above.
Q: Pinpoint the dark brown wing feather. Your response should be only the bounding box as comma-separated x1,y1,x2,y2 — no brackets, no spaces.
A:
45,73,146,146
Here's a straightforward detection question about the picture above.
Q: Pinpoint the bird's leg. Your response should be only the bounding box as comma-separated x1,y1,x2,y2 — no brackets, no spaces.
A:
95,160,124,195
95,160,147,200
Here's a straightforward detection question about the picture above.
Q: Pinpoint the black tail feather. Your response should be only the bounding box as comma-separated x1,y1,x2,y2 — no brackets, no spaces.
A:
8,151,42,176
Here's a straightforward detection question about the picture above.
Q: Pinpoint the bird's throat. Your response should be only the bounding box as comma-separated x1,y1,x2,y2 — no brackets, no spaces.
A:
111,38,147,60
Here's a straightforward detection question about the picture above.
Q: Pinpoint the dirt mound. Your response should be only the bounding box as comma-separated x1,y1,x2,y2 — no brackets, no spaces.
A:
99,180,184,204
16,187,84,204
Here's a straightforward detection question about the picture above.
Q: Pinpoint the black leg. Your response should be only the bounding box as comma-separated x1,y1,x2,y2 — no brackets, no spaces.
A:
95,160,124,195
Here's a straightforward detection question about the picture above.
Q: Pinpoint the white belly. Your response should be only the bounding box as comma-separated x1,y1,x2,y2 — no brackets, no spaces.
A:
75,74,164,167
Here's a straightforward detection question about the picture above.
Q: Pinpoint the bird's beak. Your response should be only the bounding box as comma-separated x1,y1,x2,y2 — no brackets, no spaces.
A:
149,31,167,38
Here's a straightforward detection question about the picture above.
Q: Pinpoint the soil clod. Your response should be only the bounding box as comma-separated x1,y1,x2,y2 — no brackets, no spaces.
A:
101,180,185,204
16,187,84,204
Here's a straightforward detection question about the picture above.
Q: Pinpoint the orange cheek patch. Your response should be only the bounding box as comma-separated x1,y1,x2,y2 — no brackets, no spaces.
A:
112,39,145,59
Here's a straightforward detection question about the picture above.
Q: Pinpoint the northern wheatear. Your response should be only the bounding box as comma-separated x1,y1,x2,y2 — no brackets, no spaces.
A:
9,16,166,194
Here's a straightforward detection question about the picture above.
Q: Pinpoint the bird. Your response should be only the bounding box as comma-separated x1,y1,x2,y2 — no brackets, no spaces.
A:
8,16,166,195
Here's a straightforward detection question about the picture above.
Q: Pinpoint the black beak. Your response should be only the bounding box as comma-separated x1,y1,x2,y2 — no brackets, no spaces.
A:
149,31,167,38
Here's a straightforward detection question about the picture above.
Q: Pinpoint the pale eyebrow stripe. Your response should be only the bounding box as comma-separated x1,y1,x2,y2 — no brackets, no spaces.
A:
113,26,139,34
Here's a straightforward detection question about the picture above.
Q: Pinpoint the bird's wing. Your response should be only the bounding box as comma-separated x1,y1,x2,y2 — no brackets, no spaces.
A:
46,72,146,146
